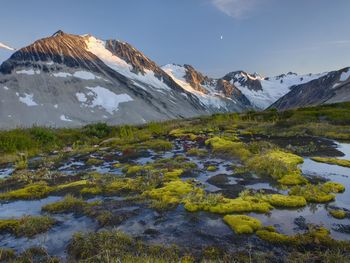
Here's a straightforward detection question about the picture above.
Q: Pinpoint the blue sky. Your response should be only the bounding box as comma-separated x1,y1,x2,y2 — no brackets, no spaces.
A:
0,0,349,77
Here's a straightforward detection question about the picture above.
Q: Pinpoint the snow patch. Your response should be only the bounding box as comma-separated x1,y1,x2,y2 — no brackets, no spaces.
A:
18,93,38,106
73,71,97,80
52,70,108,81
60,115,72,122
80,86,133,114
339,70,350,82
16,69,40,75
76,92,88,103
3,86,8,90
52,72,72,78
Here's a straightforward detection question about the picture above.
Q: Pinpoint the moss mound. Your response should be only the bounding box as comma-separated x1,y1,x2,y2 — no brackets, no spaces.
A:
224,215,262,234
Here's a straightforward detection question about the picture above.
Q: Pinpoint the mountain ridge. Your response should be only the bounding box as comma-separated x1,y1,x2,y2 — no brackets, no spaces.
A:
0,30,349,129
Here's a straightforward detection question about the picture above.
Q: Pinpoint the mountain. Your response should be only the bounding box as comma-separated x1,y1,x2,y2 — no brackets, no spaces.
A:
223,71,328,109
162,64,252,111
269,67,350,110
0,31,253,129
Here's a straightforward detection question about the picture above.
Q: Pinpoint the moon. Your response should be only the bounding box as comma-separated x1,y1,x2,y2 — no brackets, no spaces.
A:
220,35,223,40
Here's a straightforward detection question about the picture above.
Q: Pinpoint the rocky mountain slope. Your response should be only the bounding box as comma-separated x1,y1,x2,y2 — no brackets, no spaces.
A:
1,30,349,129
162,64,252,111
223,71,328,109
0,31,252,129
269,68,350,110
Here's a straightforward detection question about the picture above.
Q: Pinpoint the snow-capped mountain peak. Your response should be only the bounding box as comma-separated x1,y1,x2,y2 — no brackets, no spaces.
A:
162,64,252,111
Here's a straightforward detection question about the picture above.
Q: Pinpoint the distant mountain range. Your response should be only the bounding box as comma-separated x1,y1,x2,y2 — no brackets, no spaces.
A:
0,30,349,129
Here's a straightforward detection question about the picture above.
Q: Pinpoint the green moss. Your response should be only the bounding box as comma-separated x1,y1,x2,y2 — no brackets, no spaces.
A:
264,194,307,208
329,209,347,219
0,181,52,200
311,157,350,168
68,230,187,262
113,162,122,168
256,229,292,244
125,165,146,176
151,157,198,174
55,180,89,191
205,137,251,161
183,191,273,214
164,169,184,180
104,178,145,194
207,165,218,172
86,158,104,166
80,186,103,195
186,148,208,157
321,181,345,193
141,139,173,152
278,172,308,186
257,225,349,249
169,128,198,140
223,215,262,234
42,194,95,214
14,154,28,170
144,180,194,207
0,215,55,237
246,150,304,185
0,248,15,262
289,182,345,203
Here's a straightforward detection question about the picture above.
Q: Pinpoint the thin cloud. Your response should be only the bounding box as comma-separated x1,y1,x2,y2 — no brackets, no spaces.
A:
210,0,261,19
0,42,15,51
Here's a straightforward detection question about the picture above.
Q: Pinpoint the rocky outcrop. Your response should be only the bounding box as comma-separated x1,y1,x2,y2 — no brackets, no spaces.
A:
223,71,263,92
183,64,210,94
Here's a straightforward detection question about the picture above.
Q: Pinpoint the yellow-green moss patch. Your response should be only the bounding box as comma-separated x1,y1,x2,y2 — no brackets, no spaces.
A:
223,215,262,234
329,209,347,219
311,157,350,168
0,215,55,237
207,166,218,172
183,191,273,214
42,194,99,214
264,194,307,208
186,148,208,157
164,169,184,180
86,158,104,166
205,137,251,161
289,182,345,203
0,182,52,200
143,180,194,207
246,150,304,185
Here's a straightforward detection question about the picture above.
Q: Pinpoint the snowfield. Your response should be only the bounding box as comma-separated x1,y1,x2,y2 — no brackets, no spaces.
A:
52,71,104,80
18,93,38,106
230,72,328,109
339,69,350,82
60,115,73,122
77,86,133,114
85,36,170,91
16,69,41,75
